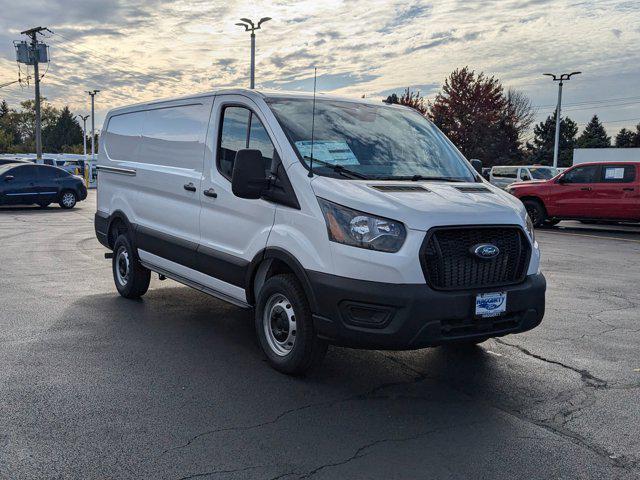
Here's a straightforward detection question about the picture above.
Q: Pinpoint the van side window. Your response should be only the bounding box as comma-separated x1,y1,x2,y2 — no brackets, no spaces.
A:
493,167,517,179
218,106,275,180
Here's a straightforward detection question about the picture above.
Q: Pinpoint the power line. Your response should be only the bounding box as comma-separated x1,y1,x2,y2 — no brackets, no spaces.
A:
46,37,180,86
533,94,640,109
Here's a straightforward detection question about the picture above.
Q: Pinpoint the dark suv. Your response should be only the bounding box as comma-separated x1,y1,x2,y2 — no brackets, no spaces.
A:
0,163,87,209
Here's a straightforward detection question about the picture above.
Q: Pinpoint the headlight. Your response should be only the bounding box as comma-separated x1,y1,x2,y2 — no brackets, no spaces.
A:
317,198,406,253
525,213,535,243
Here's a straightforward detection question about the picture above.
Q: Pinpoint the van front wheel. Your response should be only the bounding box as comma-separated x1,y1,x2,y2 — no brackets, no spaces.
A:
112,234,151,299
255,274,327,375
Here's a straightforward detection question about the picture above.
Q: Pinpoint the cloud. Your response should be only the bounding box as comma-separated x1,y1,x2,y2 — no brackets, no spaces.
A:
0,0,637,134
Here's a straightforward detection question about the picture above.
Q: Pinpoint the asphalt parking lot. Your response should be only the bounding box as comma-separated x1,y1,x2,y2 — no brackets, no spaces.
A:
1,191,639,480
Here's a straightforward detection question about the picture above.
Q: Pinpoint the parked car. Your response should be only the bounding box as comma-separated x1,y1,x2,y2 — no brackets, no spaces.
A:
0,163,87,209
506,162,640,227
490,165,559,189
95,88,545,375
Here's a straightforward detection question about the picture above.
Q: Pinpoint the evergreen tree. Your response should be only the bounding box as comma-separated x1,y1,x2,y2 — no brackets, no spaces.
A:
527,112,578,167
577,115,611,148
633,124,640,147
42,106,83,153
615,128,635,148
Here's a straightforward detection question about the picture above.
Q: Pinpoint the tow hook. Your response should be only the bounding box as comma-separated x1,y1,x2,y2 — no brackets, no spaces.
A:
104,252,114,259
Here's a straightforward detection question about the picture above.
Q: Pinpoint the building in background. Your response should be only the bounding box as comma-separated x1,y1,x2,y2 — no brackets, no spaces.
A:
573,148,640,165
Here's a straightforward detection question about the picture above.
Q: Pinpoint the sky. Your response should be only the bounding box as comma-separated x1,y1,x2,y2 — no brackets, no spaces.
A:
0,0,639,140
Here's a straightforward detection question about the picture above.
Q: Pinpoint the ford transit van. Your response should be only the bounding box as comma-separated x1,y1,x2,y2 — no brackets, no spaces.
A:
94,89,545,374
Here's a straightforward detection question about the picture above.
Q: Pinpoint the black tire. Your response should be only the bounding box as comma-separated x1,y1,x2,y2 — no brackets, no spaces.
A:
544,218,560,227
112,234,151,299
255,274,328,375
59,190,77,209
523,199,546,228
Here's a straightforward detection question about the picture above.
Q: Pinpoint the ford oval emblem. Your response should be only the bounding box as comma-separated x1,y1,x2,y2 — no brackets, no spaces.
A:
472,243,500,259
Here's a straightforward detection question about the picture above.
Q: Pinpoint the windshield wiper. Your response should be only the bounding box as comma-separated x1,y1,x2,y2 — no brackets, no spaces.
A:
303,156,369,180
377,175,469,182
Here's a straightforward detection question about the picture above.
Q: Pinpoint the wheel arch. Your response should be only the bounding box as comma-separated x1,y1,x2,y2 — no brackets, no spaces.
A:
520,195,548,214
106,210,136,250
245,247,318,311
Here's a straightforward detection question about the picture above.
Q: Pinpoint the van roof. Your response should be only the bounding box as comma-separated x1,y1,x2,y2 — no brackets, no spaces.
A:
106,88,407,116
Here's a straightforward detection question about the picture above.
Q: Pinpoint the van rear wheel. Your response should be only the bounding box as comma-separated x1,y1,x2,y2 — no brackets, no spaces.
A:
112,234,151,299
255,274,327,375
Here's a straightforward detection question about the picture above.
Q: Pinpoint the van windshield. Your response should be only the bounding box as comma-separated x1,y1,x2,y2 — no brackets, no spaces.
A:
266,97,477,181
529,167,558,180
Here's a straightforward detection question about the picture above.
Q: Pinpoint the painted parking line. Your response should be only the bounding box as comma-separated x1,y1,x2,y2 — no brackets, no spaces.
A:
538,230,640,244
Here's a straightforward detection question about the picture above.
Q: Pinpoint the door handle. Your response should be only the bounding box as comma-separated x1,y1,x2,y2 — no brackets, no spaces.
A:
580,187,591,191
203,188,217,198
622,187,634,191
183,182,196,192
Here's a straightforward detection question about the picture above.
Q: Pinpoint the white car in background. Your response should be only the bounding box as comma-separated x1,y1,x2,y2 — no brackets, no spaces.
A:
490,165,559,189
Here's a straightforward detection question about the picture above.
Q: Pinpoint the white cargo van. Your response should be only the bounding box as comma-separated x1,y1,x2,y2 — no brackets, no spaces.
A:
95,89,545,374
490,165,558,189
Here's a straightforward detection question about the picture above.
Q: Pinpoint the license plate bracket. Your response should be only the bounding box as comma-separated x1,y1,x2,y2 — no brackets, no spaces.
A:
475,292,507,317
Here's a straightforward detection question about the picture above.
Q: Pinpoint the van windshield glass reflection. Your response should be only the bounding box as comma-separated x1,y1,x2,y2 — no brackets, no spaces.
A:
266,97,476,181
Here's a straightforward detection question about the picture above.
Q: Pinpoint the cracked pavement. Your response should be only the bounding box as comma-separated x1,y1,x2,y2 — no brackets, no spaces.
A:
1,192,639,479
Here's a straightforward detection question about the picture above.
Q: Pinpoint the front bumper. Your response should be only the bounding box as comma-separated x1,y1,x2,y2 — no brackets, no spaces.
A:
309,271,546,350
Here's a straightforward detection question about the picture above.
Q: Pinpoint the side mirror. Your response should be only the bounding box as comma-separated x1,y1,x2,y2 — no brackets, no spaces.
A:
4,175,14,182
470,159,483,174
231,149,268,199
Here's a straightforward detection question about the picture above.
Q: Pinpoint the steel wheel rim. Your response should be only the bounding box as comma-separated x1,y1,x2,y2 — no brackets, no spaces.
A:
62,192,75,207
115,246,130,286
263,293,296,356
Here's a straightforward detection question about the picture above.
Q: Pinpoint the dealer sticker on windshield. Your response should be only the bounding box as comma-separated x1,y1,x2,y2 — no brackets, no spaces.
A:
476,292,507,317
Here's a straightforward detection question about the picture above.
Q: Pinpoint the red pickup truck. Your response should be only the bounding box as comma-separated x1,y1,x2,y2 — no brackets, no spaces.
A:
506,162,640,227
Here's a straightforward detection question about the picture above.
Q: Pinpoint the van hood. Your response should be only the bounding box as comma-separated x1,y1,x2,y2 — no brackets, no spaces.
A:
311,177,526,231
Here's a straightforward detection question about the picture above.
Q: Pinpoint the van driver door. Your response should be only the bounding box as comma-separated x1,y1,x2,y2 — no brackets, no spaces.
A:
198,95,278,301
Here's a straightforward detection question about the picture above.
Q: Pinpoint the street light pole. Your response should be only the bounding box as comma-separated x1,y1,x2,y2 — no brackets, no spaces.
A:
86,90,100,161
543,72,581,168
235,17,271,89
77,114,89,158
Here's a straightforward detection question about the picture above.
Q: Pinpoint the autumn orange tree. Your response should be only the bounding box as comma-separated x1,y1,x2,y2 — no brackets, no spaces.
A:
428,67,532,166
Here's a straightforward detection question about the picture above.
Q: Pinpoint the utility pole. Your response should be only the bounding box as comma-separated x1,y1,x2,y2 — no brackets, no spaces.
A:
235,17,272,89
20,26,48,161
86,90,100,161
543,72,581,168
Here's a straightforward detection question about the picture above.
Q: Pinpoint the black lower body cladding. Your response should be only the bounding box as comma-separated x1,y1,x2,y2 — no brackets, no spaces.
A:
309,271,546,350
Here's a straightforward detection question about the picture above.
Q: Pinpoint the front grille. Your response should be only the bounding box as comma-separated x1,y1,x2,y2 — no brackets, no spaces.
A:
420,226,530,290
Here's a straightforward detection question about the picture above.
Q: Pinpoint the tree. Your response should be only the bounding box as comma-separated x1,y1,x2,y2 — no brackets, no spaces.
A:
14,99,61,146
633,124,640,147
527,112,578,167
0,100,21,152
577,115,610,148
384,88,427,115
42,106,83,153
427,67,532,165
615,128,635,148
